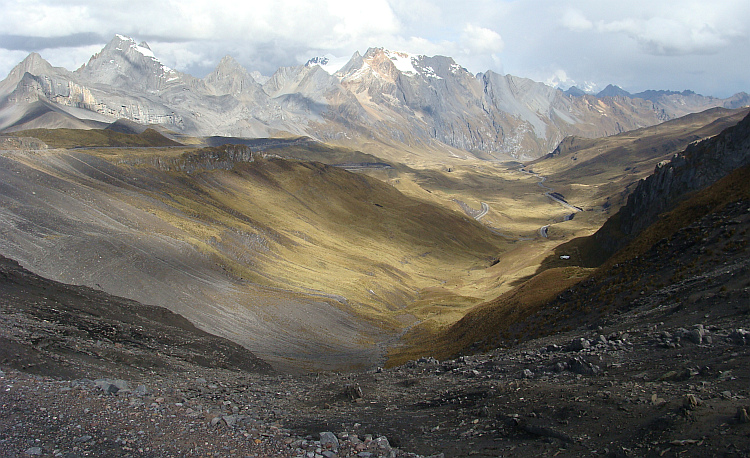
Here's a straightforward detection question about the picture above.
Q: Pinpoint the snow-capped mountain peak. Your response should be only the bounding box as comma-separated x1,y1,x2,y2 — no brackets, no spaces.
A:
305,55,350,75
110,35,173,74
76,35,179,91
383,50,418,74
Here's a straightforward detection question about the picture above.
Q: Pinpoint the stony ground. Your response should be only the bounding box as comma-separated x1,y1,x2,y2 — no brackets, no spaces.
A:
2,304,749,457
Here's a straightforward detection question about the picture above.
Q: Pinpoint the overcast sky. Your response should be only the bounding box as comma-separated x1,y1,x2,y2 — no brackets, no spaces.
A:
0,0,747,97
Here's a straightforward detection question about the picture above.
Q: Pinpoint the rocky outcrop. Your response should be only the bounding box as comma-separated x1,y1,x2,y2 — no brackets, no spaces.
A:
586,111,750,260
619,111,750,237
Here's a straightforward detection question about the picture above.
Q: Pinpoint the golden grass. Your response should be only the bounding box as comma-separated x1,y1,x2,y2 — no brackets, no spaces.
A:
528,107,750,212
387,265,593,366
6,127,182,148
92,154,519,331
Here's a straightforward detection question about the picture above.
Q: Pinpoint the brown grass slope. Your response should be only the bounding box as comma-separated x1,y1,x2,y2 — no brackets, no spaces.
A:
432,162,750,360
135,155,505,309
404,112,750,361
5,126,182,148
528,107,750,210
4,140,505,325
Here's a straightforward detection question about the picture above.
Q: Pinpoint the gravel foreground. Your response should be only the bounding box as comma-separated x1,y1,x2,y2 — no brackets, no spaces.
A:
2,310,750,457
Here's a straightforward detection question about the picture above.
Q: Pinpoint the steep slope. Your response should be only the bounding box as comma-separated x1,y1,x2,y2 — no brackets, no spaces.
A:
421,111,750,359
527,107,750,211
0,254,272,378
581,110,750,265
1,36,746,161
0,141,506,371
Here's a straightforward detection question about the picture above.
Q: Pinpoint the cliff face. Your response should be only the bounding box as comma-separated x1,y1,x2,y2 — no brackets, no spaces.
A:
589,112,750,260
620,112,750,237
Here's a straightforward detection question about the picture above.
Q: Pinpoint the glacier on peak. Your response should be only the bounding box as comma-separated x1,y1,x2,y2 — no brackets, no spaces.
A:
108,34,173,74
383,49,419,74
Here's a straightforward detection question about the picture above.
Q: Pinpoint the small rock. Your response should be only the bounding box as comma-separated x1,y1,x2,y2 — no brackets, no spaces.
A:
320,431,339,451
567,356,600,375
729,329,749,345
25,447,42,456
686,329,702,345
344,384,363,400
683,394,701,410
374,436,390,450
651,393,666,405
567,338,590,352
736,407,750,424
133,385,148,396
521,369,534,379
75,435,93,443
222,415,237,428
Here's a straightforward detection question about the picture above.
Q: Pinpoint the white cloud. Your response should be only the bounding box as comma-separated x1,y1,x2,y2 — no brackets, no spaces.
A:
460,24,504,55
597,15,733,56
0,0,746,97
562,10,593,31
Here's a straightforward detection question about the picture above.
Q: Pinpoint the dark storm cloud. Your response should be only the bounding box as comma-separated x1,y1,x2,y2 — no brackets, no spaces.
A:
0,33,104,51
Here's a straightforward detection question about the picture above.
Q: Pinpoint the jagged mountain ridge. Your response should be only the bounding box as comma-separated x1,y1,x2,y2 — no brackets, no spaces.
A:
0,35,747,160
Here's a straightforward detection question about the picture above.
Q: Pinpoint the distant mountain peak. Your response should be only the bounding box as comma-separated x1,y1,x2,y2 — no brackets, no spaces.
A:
304,55,349,76
346,47,454,81
306,56,329,67
13,52,55,76
597,84,632,98
75,34,179,90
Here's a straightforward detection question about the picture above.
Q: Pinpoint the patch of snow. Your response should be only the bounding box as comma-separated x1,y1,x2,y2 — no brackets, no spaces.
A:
384,50,417,74
249,71,269,84
113,34,171,73
305,55,349,75
134,43,155,59
580,81,599,94
418,65,442,80
344,61,376,81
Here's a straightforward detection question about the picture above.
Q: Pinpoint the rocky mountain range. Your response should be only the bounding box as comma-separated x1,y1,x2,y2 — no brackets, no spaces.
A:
1,35,747,161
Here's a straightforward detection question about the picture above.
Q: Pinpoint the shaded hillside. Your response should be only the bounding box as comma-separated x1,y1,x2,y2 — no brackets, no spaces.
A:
432,162,750,358
579,110,750,266
0,142,505,371
0,254,272,379
417,112,750,359
526,107,750,211
5,126,182,148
